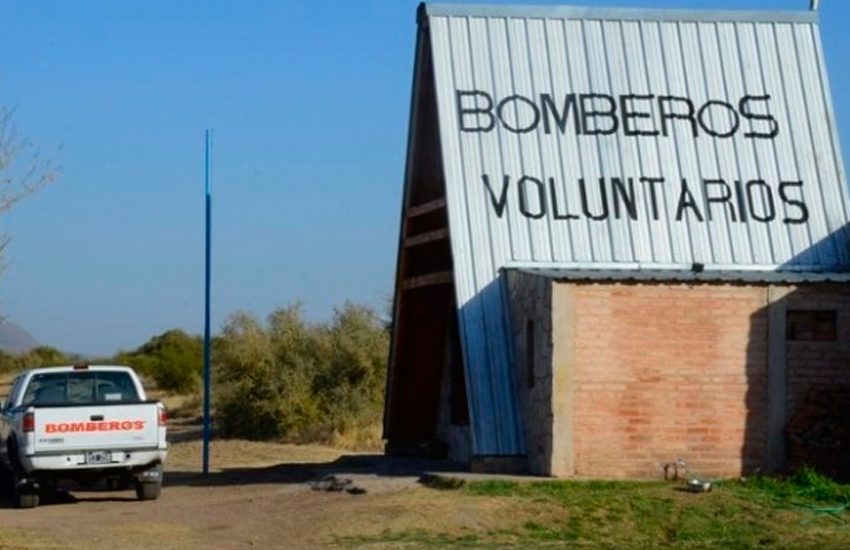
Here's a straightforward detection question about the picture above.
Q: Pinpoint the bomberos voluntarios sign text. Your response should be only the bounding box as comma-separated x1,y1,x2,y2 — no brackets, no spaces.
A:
456,89,807,226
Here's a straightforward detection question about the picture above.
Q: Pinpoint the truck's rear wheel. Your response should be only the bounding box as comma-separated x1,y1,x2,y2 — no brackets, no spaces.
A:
16,490,39,509
12,470,39,509
6,440,39,508
135,480,161,501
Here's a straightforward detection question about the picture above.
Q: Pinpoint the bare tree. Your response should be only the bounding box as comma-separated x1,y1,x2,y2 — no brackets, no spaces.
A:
0,106,59,272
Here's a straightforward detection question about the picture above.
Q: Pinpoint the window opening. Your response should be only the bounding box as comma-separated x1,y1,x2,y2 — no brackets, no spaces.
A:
786,310,837,341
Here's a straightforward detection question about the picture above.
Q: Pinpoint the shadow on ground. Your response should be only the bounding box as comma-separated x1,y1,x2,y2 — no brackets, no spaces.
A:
0,481,141,509
163,454,469,488
0,455,469,509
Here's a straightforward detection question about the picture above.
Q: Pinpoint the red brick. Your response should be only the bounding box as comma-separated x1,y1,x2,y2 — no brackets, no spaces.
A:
566,282,767,479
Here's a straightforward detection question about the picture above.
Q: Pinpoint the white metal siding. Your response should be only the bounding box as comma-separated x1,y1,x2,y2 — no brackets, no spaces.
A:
423,4,850,456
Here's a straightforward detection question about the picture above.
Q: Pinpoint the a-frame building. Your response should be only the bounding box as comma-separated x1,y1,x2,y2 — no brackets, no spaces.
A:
385,3,850,478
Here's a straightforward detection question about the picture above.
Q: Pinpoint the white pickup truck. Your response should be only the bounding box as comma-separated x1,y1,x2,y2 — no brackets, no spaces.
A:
0,365,168,508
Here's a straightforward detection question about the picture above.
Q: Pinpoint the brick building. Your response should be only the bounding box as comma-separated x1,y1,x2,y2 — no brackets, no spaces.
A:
505,274,850,478
384,4,850,479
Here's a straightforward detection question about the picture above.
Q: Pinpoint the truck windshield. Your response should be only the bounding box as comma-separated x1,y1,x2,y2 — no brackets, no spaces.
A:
22,371,140,406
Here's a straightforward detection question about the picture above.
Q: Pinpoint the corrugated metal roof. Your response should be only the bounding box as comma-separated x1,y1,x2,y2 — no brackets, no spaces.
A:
417,3,850,457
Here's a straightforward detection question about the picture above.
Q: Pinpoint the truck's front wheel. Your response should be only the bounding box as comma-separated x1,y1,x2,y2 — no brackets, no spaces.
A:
0,466,11,496
135,480,161,501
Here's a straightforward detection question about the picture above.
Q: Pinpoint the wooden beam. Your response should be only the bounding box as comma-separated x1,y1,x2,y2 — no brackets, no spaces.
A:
405,197,446,218
401,271,453,290
404,228,448,248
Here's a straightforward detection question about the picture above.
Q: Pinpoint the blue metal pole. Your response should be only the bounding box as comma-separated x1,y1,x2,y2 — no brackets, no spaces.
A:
203,129,213,475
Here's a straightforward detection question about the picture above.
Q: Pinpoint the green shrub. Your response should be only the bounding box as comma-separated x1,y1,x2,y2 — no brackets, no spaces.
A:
0,346,73,378
0,348,21,375
213,302,389,444
117,329,203,394
18,345,69,368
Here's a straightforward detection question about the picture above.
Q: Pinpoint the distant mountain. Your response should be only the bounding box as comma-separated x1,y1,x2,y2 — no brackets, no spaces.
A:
0,320,40,353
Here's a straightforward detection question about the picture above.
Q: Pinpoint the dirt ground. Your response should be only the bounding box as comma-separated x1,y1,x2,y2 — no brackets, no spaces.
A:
0,378,520,550
0,433,516,550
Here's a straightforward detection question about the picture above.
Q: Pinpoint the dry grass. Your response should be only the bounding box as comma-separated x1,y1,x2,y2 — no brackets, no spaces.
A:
166,437,348,472
0,528,64,549
327,422,384,452
0,372,13,399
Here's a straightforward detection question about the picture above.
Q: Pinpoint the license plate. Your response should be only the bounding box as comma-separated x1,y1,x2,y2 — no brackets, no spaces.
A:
84,451,112,465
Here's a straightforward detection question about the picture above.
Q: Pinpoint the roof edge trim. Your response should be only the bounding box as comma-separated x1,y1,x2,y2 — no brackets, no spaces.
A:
421,3,818,24
506,265,850,284
504,260,850,273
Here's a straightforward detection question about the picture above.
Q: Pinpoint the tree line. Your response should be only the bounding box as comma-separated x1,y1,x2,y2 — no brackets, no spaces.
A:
0,301,390,445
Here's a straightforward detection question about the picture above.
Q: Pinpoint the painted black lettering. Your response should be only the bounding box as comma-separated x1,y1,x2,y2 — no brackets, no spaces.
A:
779,180,809,223
455,89,780,140
456,90,495,132
640,177,664,221
697,101,740,139
676,179,704,221
580,94,619,136
734,180,749,223
517,176,547,219
482,174,511,218
497,95,540,134
620,94,659,136
740,95,779,139
703,179,736,221
659,96,697,137
549,177,579,220
611,177,637,220
746,180,776,222
541,93,581,135
579,178,609,220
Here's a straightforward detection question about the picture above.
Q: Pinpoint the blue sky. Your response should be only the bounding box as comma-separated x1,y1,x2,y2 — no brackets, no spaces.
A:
0,0,846,356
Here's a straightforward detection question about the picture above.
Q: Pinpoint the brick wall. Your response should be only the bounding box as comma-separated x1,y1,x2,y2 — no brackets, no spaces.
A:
561,282,769,479
785,285,850,424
